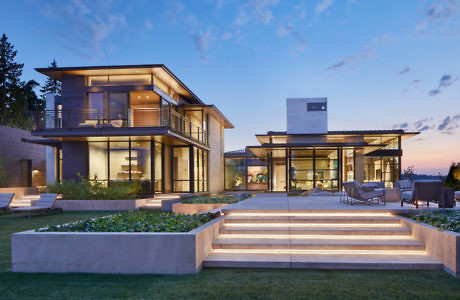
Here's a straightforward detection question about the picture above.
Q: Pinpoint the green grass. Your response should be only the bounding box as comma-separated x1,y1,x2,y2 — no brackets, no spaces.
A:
1,211,459,299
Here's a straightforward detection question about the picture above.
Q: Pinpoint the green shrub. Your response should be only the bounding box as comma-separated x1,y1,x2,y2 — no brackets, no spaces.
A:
182,193,251,204
47,174,141,200
408,210,460,233
36,211,217,232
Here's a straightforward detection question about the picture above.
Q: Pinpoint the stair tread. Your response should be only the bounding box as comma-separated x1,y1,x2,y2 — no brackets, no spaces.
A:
226,216,399,220
221,227,410,232
213,238,423,246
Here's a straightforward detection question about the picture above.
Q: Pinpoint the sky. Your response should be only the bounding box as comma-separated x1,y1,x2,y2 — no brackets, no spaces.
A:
0,0,459,175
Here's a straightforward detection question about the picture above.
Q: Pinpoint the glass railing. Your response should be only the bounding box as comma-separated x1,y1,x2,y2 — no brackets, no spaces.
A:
32,108,208,145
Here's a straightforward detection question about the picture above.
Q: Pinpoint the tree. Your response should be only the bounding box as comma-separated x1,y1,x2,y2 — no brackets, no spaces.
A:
0,33,24,123
403,165,415,181
40,59,61,98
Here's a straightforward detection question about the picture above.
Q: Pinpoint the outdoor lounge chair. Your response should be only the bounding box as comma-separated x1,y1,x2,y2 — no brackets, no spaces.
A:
0,193,15,210
401,180,443,208
10,193,60,218
342,181,385,205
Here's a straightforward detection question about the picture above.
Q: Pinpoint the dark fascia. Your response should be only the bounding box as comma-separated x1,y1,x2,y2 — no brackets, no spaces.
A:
34,64,203,104
258,130,420,136
249,142,387,148
224,148,256,158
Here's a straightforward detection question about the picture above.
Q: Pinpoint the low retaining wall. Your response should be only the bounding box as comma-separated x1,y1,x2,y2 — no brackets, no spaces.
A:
172,203,228,214
401,217,460,277
55,199,146,211
0,187,38,198
12,216,225,274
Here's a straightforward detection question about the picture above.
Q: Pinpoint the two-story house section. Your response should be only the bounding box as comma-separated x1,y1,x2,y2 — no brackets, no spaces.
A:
30,65,233,194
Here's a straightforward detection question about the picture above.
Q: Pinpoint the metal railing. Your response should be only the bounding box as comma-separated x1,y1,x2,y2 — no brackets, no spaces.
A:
32,108,208,145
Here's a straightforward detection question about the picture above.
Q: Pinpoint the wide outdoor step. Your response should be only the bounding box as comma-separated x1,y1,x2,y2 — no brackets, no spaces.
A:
224,216,401,225
220,226,411,236
203,253,442,270
212,238,424,251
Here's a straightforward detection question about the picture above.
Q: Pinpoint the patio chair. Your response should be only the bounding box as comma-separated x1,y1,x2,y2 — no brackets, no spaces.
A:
10,193,61,218
0,193,15,210
342,181,385,205
395,180,413,193
401,180,443,208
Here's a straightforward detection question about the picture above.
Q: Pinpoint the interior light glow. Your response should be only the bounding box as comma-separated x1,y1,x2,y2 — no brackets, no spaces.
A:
226,212,394,217
223,223,401,228
218,234,411,240
211,249,426,255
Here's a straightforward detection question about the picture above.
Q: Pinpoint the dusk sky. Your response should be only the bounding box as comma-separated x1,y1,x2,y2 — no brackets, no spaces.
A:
1,0,459,175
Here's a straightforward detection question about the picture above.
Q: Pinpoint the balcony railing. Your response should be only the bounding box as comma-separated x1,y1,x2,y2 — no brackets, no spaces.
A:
32,108,208,145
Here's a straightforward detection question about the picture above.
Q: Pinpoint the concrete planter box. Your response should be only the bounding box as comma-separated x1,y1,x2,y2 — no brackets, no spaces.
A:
12,216,225,274
172,203,228,215
55,199,146,211
401,217,460,277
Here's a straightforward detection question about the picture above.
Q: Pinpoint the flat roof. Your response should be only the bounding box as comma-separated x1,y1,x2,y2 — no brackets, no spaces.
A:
260,130,420,136
35,64,204,104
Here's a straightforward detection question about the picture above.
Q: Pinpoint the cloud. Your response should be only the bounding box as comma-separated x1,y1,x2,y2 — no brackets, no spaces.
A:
325,33,391,71
315,0,333,15
221,31,232,40
428,74,458,96
393,118,435,132
193,29,216,62
438,114,460,134
277,23,307,53
412,79,421,83
234,0,280,26
164,1,185,23
393,115,460,135
145,20,154,30
393,122,409,129
415,0,460,35
398,67,411,75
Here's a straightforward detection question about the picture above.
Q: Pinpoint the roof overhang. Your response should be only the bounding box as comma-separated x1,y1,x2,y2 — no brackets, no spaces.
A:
35,64,203,104
183,104,234,129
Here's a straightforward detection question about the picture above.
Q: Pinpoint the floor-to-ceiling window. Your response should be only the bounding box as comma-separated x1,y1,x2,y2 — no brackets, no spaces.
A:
364,156,399,187
247,158,268,190
224,158,246,190
88,140,162,193
173,146,190,192
342,149,354,182
193,147,208,192
315,149,338,190
290,149,314,191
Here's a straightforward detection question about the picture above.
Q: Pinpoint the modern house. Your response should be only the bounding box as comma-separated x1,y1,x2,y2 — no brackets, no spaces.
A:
224,98,419,193
28,65,233,194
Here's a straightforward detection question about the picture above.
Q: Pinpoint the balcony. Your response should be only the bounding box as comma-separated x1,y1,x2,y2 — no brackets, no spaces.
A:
32,108,208,145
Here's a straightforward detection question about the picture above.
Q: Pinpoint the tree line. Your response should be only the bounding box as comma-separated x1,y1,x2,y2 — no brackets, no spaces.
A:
0,33,61,130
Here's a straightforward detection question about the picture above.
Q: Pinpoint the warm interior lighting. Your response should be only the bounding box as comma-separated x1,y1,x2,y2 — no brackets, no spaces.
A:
218,234,411,240
223,223,401,228
226,212,394,217
211,249,426,255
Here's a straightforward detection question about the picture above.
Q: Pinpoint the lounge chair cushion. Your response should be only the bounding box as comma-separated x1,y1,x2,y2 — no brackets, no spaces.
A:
401,191,413,201
0,193,15,209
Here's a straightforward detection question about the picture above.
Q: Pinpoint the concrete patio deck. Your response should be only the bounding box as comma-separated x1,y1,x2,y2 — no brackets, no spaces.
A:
222,193,458,213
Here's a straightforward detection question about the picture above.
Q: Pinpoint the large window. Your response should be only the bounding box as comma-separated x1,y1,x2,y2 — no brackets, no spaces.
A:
225,158,246,190
364,156,399,187
154,142,162,193
193,147,208,192
88,74,152,86
343,149,354,182
247,159,268,190
315,149,338,190
88,142,108,182
290,149,314,191
173,147,190,192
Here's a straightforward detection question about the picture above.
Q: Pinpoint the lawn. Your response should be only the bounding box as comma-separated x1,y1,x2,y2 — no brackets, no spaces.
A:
1,211,459,299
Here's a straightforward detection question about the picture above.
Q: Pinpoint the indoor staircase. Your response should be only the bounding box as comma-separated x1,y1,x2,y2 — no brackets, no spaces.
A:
204,211,442,270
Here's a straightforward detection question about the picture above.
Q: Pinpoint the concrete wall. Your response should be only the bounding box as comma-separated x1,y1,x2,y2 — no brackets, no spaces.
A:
62,141,88,181
0,126,46,187
354,151,365,183
287,98,328,134
12,216,225,274
208,115,224,194
56,199,146,211
172,203,228,214
401,218,460,277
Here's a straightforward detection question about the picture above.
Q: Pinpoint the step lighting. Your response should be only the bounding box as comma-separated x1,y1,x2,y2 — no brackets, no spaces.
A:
218,234,411,240
225,212,394,217
224,223,401,227
211,249,426,255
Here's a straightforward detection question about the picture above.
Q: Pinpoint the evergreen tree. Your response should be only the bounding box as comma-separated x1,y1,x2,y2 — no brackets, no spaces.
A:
40,59,61,97
0,33,24,123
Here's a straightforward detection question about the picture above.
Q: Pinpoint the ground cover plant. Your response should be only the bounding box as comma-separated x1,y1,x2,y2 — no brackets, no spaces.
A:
47,174,141,200
182,193,251,204
1,212,459,298
36,211,217,233
409,210,460,233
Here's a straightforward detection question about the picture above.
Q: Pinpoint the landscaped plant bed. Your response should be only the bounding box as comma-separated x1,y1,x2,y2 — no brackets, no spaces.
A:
173,193,251,214
36,211,217,232
12,211,225,274
408,210,459,233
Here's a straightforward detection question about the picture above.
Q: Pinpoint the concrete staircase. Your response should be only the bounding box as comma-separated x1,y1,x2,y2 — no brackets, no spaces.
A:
204,211,442,270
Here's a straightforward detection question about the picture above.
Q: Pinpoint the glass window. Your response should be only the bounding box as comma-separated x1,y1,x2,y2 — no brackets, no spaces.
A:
109,141,130,183
88,76,108,86
154,142,162,193
343,149,354,182
108,92,128,121
247,166,268,190
88,142,108,181
290,149,314,191
88,93,104,119
173,147,190,192
315,149,338,190
109,74,151,85
130,141,151,192
225,158,246,190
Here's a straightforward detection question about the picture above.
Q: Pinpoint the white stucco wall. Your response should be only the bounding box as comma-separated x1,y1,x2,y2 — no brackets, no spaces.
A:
286,98,328,134
208,116,224,194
